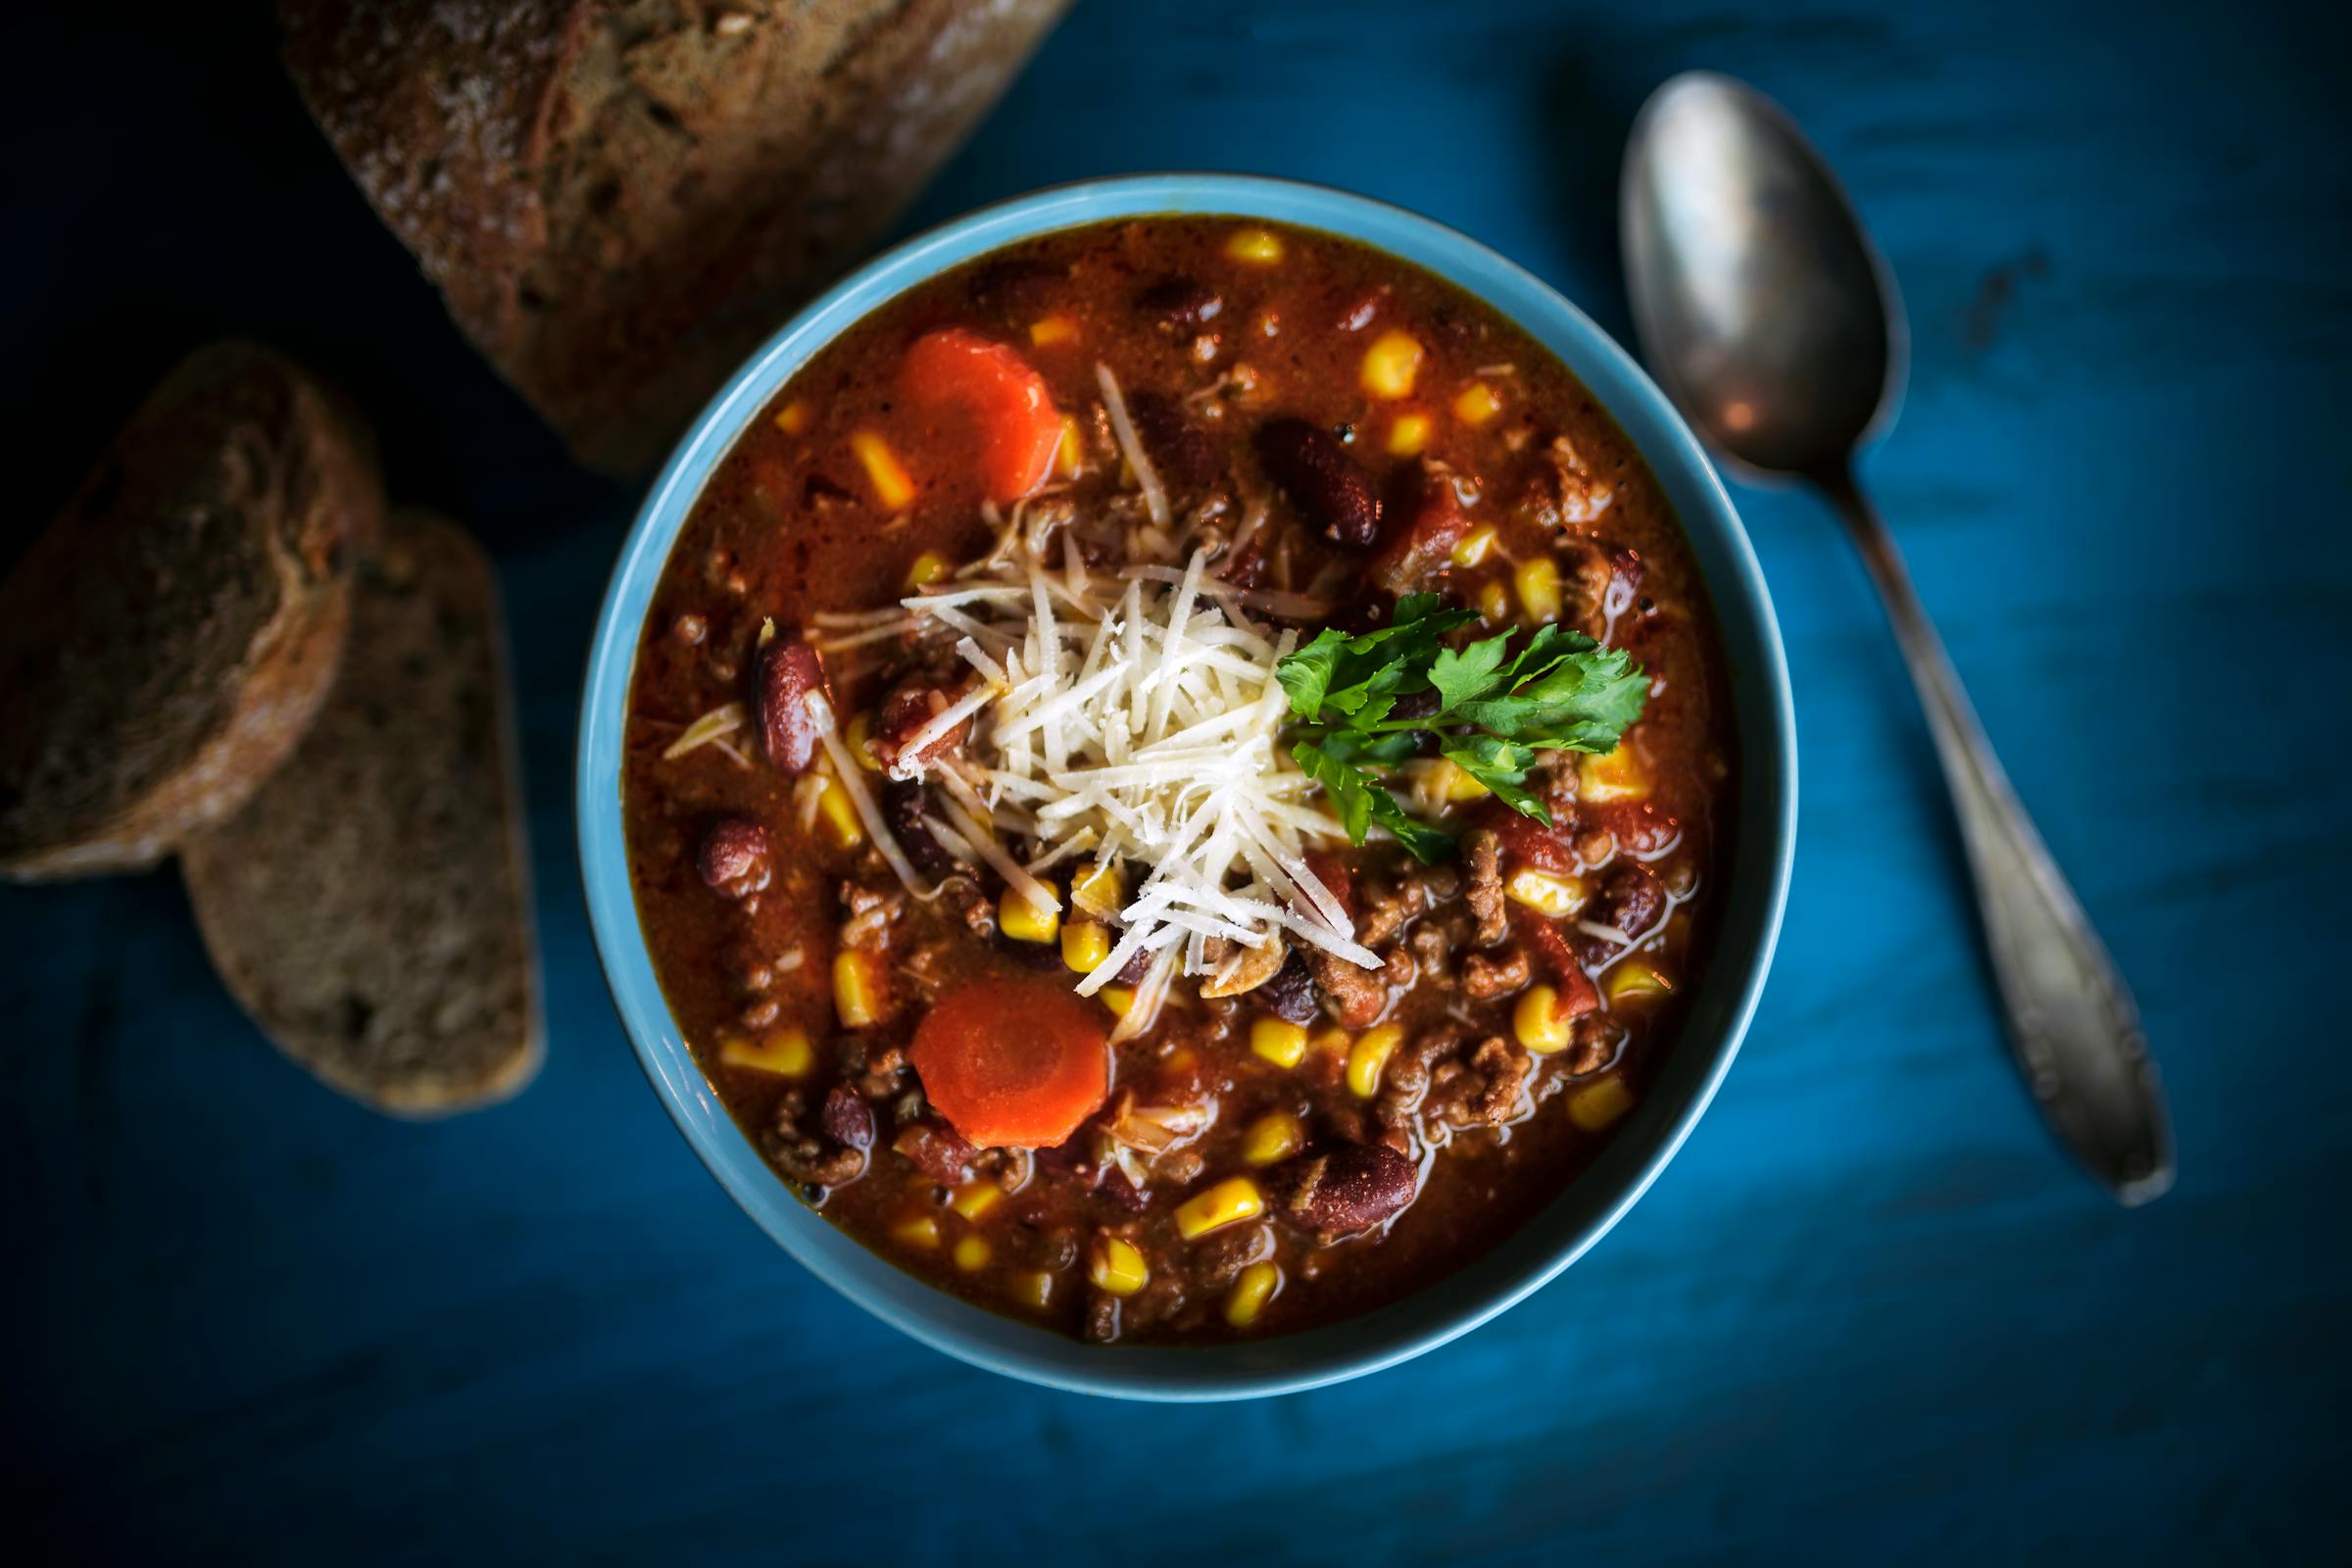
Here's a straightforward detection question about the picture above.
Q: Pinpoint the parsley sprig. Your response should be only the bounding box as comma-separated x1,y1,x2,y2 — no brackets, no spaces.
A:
1276,593,1648,862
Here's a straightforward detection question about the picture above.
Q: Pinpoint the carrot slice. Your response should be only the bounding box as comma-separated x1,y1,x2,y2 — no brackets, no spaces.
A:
908,974,1109,1150
899,327,1062,504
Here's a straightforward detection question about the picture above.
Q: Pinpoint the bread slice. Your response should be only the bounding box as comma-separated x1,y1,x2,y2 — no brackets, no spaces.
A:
0,342,378,880
181,510,542,1116
278,0,1071,472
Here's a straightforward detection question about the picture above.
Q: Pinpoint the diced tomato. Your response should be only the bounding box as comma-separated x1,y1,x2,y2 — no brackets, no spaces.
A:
908,974,1108,1150
1473,799,1577,872
1590,799,1683,858
1512,907,1600,1018
899,327,1062,504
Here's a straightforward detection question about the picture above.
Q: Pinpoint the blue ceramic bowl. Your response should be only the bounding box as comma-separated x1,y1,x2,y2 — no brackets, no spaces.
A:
578,174,1795,1400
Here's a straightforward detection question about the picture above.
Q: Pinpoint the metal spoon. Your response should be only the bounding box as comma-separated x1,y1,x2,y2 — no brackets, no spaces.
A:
1620,72,2174,1204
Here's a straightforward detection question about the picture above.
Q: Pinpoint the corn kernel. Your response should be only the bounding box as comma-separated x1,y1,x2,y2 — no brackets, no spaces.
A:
1360,330,1425,399
1061,920,1110,974
1516,556,1563,622
1056,415,1086,480
890,1213,940,1250
1241,1110,1304,1167
1088,1237,1150,1297
1224,1260,1281,1327
833,951,882,1029
1225,226,1284,265
718,1027,813,1077
1000,885,1061,944
1607,963,1676,1006
1175,1177,1264,1240
844,711,882,771
1453,381,1503,425
1071,858,1124,919
773,399,811,436
1347,1024,1405,1098
814,773,863,849
904,551,951,591
1568,1074,1636,1132
953,1235,992,1272
1477,580,1511,623
949,1182,1003,1222
1029,314,1079,348
1504,866,1588,918
1309,1026,1353,1060
1387,411,1433,456
1249,1017,1309,1069
1430,759,1491,803
1515,985,1574,1054
850,429,916,510
1009,1270,1055,1309
1100,986,1135,1019
1451,523,1498,568
1578,744,1649,804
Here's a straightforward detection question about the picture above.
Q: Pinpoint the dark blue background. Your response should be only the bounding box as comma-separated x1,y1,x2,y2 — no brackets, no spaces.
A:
6,1,2347,1560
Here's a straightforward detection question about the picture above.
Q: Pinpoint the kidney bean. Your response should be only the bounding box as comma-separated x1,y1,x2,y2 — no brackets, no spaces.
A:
894,1119,979,1183
697,818,769,891
821,1085,876,1152
1135,275,1224,333
1125,388,1223,492
1266,1142,1417,1235
882,779,960,880
1253,416,1380,548
755,639,828,774
1371,461,1475,594
1576,859,1667,964
1257,950,1320,1026
870,679,972,778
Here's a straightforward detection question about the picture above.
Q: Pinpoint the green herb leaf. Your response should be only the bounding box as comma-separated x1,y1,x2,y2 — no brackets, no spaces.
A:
1277,588,1649,854
1293,741,1457,862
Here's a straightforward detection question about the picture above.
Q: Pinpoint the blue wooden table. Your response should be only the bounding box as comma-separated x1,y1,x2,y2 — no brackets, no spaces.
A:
5,2,2345,1560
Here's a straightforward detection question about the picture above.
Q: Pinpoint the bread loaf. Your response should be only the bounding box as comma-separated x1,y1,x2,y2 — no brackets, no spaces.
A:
280,0,1071,473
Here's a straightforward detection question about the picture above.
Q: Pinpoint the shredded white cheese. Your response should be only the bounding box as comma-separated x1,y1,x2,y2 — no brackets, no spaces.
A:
897,530,1375,1012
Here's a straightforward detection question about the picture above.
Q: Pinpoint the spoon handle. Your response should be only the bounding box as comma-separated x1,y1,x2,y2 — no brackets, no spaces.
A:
1814,465,2175,1204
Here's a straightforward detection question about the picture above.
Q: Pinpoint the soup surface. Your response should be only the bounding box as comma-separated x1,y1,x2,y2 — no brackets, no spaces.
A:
623,219,1736,1343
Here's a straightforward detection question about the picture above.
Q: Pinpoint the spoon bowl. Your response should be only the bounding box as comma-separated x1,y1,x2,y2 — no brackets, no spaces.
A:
1622,72,1903,479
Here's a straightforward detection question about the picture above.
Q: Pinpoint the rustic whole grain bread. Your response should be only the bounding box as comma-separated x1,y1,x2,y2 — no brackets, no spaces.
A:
182,510,543,1117
0,342,378,881
280,0,1071,473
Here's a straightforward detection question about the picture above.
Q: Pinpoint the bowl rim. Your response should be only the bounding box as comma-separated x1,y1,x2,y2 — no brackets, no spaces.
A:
577,172,1796,1401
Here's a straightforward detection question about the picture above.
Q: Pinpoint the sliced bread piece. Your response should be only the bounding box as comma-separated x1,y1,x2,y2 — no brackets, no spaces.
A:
278,0,1071,472
0,342,379,880
181,510,542,1116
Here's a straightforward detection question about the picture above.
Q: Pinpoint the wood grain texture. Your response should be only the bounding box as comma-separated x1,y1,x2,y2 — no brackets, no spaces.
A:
2,0,2345,1560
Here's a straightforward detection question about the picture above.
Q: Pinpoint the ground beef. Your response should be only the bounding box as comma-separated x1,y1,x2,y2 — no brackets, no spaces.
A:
1461,947,1531,1000
1406,923,1452,987
772,1089,867,1189
1465,828,1507,947
1427,1037,1532,1129
1309,950,1388,1028
1195,1223,1275,1288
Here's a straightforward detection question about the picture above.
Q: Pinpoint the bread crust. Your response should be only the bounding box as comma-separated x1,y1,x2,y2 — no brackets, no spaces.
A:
181,510,543,1117
280,0,1072,472
0,342,378,880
